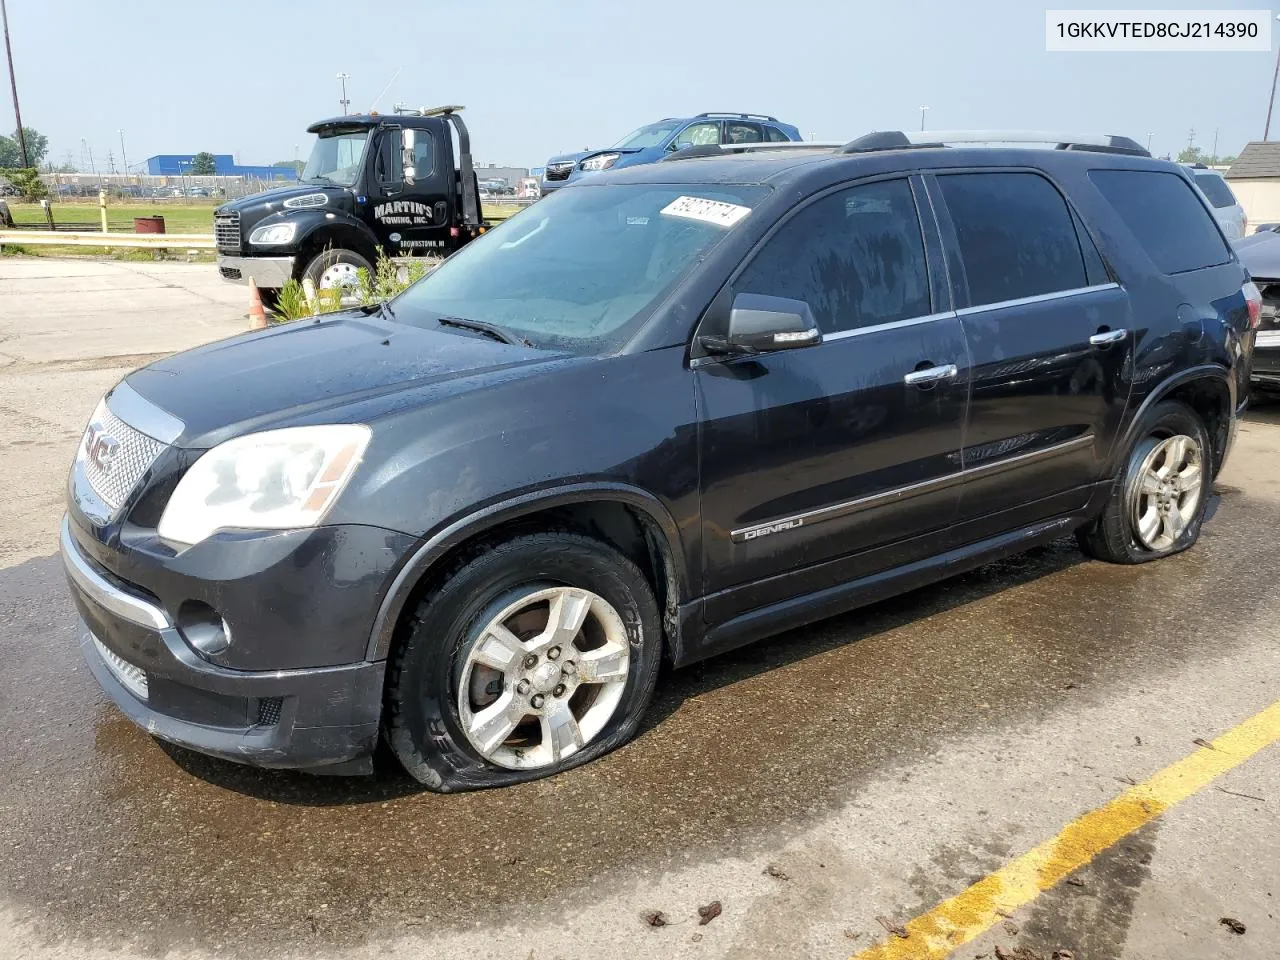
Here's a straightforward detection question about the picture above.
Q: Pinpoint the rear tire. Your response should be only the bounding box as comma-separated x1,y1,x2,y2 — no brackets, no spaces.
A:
1076,400,1212,564
384,532,662,792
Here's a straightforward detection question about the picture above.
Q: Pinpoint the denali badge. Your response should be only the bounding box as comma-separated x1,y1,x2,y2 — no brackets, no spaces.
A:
736,518,804,542
84,423,120,474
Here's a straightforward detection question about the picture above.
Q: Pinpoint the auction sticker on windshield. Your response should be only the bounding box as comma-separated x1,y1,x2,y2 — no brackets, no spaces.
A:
660,195,752,228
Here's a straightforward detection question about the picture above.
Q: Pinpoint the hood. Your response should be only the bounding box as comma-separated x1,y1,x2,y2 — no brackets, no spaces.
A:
123,311,572,446
1234,230,1280,281
545,146,646,167
215,183,351,216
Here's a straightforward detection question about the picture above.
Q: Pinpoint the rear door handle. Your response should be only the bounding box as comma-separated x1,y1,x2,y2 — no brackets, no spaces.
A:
1089,328,1128,347
903,363,958,386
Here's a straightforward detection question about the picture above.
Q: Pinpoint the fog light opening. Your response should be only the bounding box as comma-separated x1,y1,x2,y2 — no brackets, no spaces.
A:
177,600,232,658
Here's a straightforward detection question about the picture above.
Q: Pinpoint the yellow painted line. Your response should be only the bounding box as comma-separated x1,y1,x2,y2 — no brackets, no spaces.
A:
852,699,1280,960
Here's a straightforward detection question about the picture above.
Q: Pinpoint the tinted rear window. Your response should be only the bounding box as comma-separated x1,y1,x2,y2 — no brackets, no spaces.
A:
1089,170,1230,274
938,172,1087,306
1193,171,1238,209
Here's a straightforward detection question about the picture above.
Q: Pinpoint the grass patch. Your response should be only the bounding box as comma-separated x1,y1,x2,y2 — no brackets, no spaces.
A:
7,202,217,234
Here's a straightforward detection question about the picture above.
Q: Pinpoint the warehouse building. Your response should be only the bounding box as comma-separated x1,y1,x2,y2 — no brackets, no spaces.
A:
144,155,295,181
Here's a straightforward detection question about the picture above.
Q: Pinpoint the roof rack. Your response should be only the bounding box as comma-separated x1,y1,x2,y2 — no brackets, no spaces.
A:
696,112,779,122
841,130,1150,157
660,142,843,162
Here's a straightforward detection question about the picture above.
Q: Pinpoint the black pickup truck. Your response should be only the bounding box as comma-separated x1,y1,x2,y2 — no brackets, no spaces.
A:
213,106,486,299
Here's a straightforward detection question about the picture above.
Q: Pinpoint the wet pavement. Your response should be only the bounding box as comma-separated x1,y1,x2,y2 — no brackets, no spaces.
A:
2,262,1279,960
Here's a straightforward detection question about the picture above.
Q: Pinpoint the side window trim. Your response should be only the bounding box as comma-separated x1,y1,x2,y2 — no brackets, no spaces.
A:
927,167,1099,310
953,281,1120,318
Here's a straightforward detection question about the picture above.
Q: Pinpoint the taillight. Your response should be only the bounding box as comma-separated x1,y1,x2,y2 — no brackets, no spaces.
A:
1244,281,1262,329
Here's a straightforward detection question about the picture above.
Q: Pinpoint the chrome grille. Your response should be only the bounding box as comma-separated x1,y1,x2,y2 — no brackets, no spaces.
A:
77,405,165,513
214,212,241,253
545,163,573,182
92,634,149,700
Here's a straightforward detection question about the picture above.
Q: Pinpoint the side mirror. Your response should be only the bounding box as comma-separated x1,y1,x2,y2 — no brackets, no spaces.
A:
401,129,416,185
701,293,822,355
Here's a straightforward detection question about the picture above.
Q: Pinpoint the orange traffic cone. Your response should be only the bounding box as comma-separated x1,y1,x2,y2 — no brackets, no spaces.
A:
248,278,268,330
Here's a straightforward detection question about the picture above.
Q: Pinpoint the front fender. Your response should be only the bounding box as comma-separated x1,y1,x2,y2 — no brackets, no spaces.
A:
290,211,382,261
364,482,687,660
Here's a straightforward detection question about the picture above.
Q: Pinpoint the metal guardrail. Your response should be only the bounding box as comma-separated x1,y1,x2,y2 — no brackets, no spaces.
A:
0,230,216,249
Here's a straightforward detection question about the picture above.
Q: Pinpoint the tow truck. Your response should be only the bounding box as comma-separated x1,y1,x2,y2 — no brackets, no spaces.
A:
213,105,486,300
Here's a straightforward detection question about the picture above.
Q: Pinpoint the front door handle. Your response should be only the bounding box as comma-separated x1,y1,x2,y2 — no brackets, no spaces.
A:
1089,328,1128,347
903,363,958,387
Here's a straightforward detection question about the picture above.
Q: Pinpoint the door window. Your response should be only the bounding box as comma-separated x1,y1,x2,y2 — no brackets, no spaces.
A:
765,125,791,142
724,121,764,144
374,132,402,187
938,172,1088,306
671,121,721,150
734,179,932,335
411,130,434,178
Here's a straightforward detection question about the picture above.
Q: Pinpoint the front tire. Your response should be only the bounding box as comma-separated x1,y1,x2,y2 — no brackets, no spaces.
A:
1077,400,1212,564
301,247,372,305
384,533,662,792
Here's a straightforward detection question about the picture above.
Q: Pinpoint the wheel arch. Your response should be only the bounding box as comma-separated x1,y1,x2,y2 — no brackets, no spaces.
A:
366,483,688,662
294,218,381,278
1110,365,1234,476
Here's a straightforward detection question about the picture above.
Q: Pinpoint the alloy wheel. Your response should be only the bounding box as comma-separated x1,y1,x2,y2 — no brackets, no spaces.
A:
457,586,631,770
1130,433,1203,551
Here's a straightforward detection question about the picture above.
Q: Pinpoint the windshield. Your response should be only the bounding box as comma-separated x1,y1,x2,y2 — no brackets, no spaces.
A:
391,183,769,352
613,121,683,149
302,129,369,186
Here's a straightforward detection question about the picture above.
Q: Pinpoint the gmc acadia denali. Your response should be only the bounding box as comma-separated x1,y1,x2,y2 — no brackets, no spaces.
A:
63,130,1257,791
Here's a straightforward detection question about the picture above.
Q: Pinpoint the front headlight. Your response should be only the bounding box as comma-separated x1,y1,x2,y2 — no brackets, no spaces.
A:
579,153,621,172
248,222,298,245
157,425,371,547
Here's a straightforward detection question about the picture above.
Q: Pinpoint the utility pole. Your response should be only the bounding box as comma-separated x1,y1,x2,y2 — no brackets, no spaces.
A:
0,0,30,167
919,105,929,131
1266,14,1280,139
336,72,351,114
118,128,128,181
1146,132,1154,153
1211,128,1219,165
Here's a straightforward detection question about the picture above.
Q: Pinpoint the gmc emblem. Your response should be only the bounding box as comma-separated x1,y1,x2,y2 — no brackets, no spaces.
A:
84,423,120,474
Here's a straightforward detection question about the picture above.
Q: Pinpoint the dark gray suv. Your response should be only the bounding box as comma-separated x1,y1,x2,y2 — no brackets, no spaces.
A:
62,131,1258,791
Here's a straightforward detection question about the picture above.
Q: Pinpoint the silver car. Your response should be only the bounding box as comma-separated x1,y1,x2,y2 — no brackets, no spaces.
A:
1183,164,1246,240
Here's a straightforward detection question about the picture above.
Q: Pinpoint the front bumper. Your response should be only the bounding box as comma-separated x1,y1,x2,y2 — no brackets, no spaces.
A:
61,517,386,773
216,255,295,290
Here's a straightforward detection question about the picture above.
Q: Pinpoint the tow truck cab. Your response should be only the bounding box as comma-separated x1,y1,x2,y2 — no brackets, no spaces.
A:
214,105,484,296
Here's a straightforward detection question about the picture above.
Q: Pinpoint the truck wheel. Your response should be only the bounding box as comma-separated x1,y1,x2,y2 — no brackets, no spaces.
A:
1076,400,1212,564
384,532,663,792
302,248,372,304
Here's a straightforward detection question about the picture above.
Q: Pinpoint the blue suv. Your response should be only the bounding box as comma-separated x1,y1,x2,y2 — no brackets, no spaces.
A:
541,112,802,192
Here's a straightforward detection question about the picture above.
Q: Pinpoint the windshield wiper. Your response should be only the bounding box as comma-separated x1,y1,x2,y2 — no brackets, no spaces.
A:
303,174,338,186
437,316,531,347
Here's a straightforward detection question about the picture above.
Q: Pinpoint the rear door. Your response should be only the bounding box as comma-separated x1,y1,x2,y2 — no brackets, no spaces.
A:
696,176,969,623
927,170,1133,535
723,121,764,145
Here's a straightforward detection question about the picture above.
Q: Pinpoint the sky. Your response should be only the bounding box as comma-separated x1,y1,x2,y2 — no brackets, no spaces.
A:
1,0,1273,172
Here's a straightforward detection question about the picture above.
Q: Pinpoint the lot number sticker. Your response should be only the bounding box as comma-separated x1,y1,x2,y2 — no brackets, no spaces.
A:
661,196,751,228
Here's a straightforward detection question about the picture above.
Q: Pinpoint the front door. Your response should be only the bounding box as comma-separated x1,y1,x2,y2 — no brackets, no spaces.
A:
367,123,453,257
926,171,1133,536
696,177,969,625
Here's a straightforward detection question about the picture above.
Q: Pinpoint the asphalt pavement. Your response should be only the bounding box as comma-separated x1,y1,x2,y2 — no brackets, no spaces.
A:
1,257,1278,960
